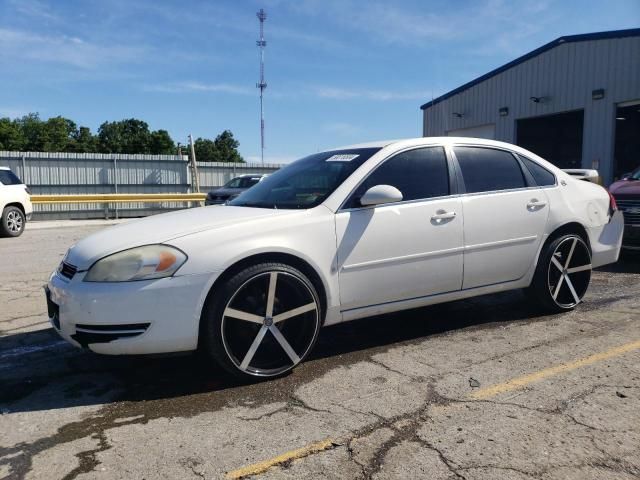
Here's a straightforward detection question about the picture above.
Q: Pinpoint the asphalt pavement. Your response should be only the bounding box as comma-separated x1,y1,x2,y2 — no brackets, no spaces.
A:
1,221,639,479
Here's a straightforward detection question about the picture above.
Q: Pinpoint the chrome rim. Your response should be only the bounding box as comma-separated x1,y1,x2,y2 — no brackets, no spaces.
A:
221,271,320,377
547,237,592,308
6,210,23,233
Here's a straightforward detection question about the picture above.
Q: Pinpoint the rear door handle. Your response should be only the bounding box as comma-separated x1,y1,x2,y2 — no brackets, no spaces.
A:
431,210,457,223
527,198,547,210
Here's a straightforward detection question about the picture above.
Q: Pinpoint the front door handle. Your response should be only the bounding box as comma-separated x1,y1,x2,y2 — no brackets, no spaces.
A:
527,198,547,210
431,210,457,223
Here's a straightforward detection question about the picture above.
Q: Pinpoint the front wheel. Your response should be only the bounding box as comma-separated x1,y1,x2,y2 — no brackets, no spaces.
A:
201,263,322,379
0,206,26,237
527,234,592,312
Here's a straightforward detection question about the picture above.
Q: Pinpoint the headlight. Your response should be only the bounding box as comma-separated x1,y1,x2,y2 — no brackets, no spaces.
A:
84,245,187,282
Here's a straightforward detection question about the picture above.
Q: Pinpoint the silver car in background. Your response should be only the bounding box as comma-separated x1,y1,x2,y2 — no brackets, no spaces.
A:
205,174,268,205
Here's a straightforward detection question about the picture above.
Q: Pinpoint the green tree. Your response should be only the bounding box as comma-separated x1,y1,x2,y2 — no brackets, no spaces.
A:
213,130,244,163
44,116,77,151
149,129,175,154
70,126,98,153
98,118,153,154
0,118,25,150
16,113,48,151
193,137,219,162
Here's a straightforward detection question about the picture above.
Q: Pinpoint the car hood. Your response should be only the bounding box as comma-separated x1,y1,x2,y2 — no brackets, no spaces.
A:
65,206,298,270
609,180,640,196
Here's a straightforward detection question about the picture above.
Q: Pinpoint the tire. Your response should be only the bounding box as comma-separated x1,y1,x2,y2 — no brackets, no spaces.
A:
0,206,26,237
527,234,592,313
201,262,322,380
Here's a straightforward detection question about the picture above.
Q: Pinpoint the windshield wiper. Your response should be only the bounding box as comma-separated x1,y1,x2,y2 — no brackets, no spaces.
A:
230,201,275,209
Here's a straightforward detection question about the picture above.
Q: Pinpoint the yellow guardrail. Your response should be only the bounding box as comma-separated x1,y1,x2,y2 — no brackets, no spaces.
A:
31,193,207,204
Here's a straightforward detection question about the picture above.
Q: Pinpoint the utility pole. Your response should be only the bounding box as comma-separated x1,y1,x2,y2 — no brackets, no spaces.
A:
256,8,267,164
188,134,200,193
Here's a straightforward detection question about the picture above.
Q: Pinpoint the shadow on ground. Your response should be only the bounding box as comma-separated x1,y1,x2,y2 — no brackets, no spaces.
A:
1,252,637,418
0,289,551,415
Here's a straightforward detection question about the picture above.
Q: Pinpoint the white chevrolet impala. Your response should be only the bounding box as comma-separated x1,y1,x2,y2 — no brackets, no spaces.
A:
47,138,624,379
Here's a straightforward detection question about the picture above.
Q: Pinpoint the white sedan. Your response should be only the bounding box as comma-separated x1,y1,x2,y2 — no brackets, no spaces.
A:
47,138,624,379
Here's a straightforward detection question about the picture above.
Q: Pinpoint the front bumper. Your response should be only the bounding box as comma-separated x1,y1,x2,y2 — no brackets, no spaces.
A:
46,269,219,355
621,224,640,249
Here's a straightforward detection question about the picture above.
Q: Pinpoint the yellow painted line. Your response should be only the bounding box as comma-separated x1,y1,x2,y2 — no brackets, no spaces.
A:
226,339,640,478
226,438,335,479
471,339,640,399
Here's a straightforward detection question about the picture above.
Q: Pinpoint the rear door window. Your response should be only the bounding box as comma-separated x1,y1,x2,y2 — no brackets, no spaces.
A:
454,147,526,193
517,155,556,186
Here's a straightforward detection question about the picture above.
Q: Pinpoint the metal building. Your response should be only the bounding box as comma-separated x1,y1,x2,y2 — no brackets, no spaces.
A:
421,28,640,185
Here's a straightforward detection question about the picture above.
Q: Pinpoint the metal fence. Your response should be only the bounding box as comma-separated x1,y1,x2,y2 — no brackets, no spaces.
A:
0,151,283,220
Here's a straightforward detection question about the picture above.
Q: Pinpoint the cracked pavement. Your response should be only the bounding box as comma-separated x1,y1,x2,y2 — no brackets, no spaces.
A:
1,223,639,479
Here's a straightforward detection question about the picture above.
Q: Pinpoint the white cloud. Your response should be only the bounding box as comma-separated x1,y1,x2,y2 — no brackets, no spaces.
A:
322,122,362,136
245,154,297,165
270,0,456,46
144,81,254,95
272,0,553,50
0,28,144,69
9,0,59,21
0,107,35,119
315,86,431,101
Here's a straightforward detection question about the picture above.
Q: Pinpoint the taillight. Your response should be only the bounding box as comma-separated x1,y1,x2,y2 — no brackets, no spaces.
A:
608,191,617,215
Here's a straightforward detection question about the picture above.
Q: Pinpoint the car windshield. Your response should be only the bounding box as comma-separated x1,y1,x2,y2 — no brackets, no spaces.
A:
224,177,261,188
228,148,381,209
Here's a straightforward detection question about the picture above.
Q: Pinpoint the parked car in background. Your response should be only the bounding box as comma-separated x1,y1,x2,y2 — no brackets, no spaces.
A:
0,167,32,238
47,138,623,380
609,166,640,250
205,174,268,205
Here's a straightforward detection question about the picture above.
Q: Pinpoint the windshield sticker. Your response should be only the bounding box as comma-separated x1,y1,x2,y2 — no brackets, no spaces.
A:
326,154,360,162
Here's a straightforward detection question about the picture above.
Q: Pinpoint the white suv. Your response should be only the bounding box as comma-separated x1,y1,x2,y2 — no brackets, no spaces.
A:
0,167,32,237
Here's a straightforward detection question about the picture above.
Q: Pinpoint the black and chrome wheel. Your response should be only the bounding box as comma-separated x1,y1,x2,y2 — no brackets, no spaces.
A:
0,206,26,238
202,263,321,379
528,234,592,312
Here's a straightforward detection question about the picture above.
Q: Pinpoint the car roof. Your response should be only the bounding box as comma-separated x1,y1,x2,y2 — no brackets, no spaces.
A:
0,166,10,170
335,137,527,151
236,173,265,178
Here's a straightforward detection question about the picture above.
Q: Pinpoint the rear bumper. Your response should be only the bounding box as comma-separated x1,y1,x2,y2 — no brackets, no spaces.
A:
588,210,624,268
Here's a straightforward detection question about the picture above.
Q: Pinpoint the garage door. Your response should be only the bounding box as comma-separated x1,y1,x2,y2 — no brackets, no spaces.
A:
516,110,584,169
447,124,495,140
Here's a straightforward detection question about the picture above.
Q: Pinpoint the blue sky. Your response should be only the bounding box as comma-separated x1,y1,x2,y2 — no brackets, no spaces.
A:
1,0,638,163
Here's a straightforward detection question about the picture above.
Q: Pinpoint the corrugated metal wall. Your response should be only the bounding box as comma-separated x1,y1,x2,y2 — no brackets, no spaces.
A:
422,35,640,184
198,162,282,191
0,151,283,219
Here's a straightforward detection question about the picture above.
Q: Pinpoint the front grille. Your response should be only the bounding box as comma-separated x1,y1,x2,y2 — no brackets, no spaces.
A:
58,261,78,280
71,323,150,347
615,198,640,225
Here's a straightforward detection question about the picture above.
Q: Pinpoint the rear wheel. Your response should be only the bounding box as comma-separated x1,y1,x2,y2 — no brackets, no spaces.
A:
201,263,321,379
528,234,592,312
0,206,25,237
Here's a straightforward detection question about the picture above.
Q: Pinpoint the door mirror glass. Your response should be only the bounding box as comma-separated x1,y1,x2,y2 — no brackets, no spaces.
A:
359,185,403,206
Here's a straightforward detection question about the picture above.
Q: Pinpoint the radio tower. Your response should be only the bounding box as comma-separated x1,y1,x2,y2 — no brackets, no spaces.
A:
256,9,267,164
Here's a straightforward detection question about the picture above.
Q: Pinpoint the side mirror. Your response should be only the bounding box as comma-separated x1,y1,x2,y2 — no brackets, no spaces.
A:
359,185,403,207
622,172,631,179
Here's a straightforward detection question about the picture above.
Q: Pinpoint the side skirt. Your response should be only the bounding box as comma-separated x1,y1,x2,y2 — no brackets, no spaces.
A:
339,277,531,323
